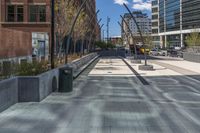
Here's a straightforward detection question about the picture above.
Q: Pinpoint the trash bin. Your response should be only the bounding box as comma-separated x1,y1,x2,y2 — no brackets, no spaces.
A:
59,67,73,92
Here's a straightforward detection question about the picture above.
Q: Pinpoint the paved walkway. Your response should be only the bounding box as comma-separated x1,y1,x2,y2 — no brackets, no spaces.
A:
1,57,200,133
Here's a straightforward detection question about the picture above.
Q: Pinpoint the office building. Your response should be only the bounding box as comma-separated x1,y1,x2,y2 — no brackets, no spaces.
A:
151,0,160,48
158,0,200,48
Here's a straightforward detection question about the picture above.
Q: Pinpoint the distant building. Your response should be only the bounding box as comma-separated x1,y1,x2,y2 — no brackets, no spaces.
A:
158,0,200,48
151,0,160,48
110,36,122,47
121,11,151,47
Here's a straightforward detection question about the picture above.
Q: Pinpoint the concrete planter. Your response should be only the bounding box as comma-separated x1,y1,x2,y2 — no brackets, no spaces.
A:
0,78,18,112
183,52,200,63
18,68,59,102
0,53,98,111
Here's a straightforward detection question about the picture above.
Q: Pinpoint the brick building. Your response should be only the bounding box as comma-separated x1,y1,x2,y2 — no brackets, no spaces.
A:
0,0,51,63
0,0,98,64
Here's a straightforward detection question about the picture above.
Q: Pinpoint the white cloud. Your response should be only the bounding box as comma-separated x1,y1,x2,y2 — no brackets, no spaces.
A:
114,0,129,5
132,0,151,11
133,0,143,3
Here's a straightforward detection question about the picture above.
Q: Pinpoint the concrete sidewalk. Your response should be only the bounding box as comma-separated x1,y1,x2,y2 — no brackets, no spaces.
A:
1,57,200,133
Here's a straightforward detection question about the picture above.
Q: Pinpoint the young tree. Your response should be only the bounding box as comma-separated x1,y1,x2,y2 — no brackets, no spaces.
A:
55,0,77,55
144,34,153,49
73,11,88,55
185,31,200,52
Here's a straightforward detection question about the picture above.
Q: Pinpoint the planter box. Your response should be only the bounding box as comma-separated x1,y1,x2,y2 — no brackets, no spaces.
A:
18,68,59,102
0,53,98,112
183,52,200,63
0,78,18,112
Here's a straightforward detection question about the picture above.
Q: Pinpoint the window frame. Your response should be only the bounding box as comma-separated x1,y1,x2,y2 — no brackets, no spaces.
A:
28,4,47,22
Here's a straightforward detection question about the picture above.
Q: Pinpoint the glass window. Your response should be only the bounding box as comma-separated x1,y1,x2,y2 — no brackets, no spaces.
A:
29,5,46,22
7,5,15,22
39,6,46,22
17,5,24,22
29,5,37,22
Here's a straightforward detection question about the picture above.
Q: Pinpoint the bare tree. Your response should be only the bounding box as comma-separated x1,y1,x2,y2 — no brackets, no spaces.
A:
55,0,78,55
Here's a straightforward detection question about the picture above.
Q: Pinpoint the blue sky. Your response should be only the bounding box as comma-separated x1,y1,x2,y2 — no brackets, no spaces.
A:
96,0,151,37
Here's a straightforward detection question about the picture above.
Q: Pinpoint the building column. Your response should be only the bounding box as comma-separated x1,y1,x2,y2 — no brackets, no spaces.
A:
181,33,184,47
164,35,167,48
160,35,163,48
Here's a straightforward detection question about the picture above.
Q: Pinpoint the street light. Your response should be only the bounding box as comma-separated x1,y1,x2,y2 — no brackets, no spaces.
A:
107,17,110,43
120,15,138,59
123,3,153,70
51,0,55,69
117,21,130,47
123,3,147,65
65,0,90,63
88,18,102,51
81,10,100,55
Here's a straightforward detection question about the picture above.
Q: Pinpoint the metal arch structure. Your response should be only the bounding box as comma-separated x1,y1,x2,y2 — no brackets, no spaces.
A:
120,15,138,59
65,0,90,63
117,21,130,48
88,18,102,52
51,0,55,69
81,10,100,54
123,3,148,65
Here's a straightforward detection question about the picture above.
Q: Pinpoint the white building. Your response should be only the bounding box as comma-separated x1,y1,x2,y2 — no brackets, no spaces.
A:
151,0,160,48
121,11,151,47
123,11,151,35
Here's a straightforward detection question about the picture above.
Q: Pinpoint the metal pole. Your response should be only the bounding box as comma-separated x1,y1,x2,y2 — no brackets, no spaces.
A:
51,0,55,69
107,17,110,43
118,22,131,47
82,10,100,55
102,30,105,42
120,15,137,59
88,19,102,51
123,3,147,65
65,0,90,64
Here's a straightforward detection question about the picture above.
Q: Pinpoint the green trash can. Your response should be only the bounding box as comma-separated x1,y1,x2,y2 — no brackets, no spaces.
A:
59,67,73,92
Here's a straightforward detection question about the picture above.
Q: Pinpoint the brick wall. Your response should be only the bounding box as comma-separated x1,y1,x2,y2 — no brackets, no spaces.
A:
0,0,51,59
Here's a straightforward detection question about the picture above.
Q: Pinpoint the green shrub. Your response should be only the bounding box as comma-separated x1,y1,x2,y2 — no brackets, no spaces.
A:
17,61,49,76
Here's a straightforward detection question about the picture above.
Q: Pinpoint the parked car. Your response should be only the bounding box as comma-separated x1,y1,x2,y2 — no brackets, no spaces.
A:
149,49,159,56
159,50,167,56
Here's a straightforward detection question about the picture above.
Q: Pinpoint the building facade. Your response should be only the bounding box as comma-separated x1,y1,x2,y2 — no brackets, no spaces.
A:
122,11,152,47
158,0,200,48
0,0,98,63
151,0,160,48
0,0,51,63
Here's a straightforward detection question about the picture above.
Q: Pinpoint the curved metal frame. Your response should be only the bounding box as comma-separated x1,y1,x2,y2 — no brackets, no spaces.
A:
88,19,102,51
123,3,148,65
117,21,130,47
120,15,138,59
65,0,90,63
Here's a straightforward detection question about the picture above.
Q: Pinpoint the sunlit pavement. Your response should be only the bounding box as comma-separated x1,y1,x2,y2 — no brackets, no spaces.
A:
1,57,200,133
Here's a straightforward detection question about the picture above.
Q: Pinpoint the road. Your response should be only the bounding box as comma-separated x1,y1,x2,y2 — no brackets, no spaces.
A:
0,57,200,133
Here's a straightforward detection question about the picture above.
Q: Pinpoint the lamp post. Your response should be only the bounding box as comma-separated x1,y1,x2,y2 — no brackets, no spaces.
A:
123,3,147,65
81,10,100,53
65,0,90,64
88,18,102,51
120,15,138,59
51,0,55,69
107,17,110,43
117,21,130,48
123,3,153,70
